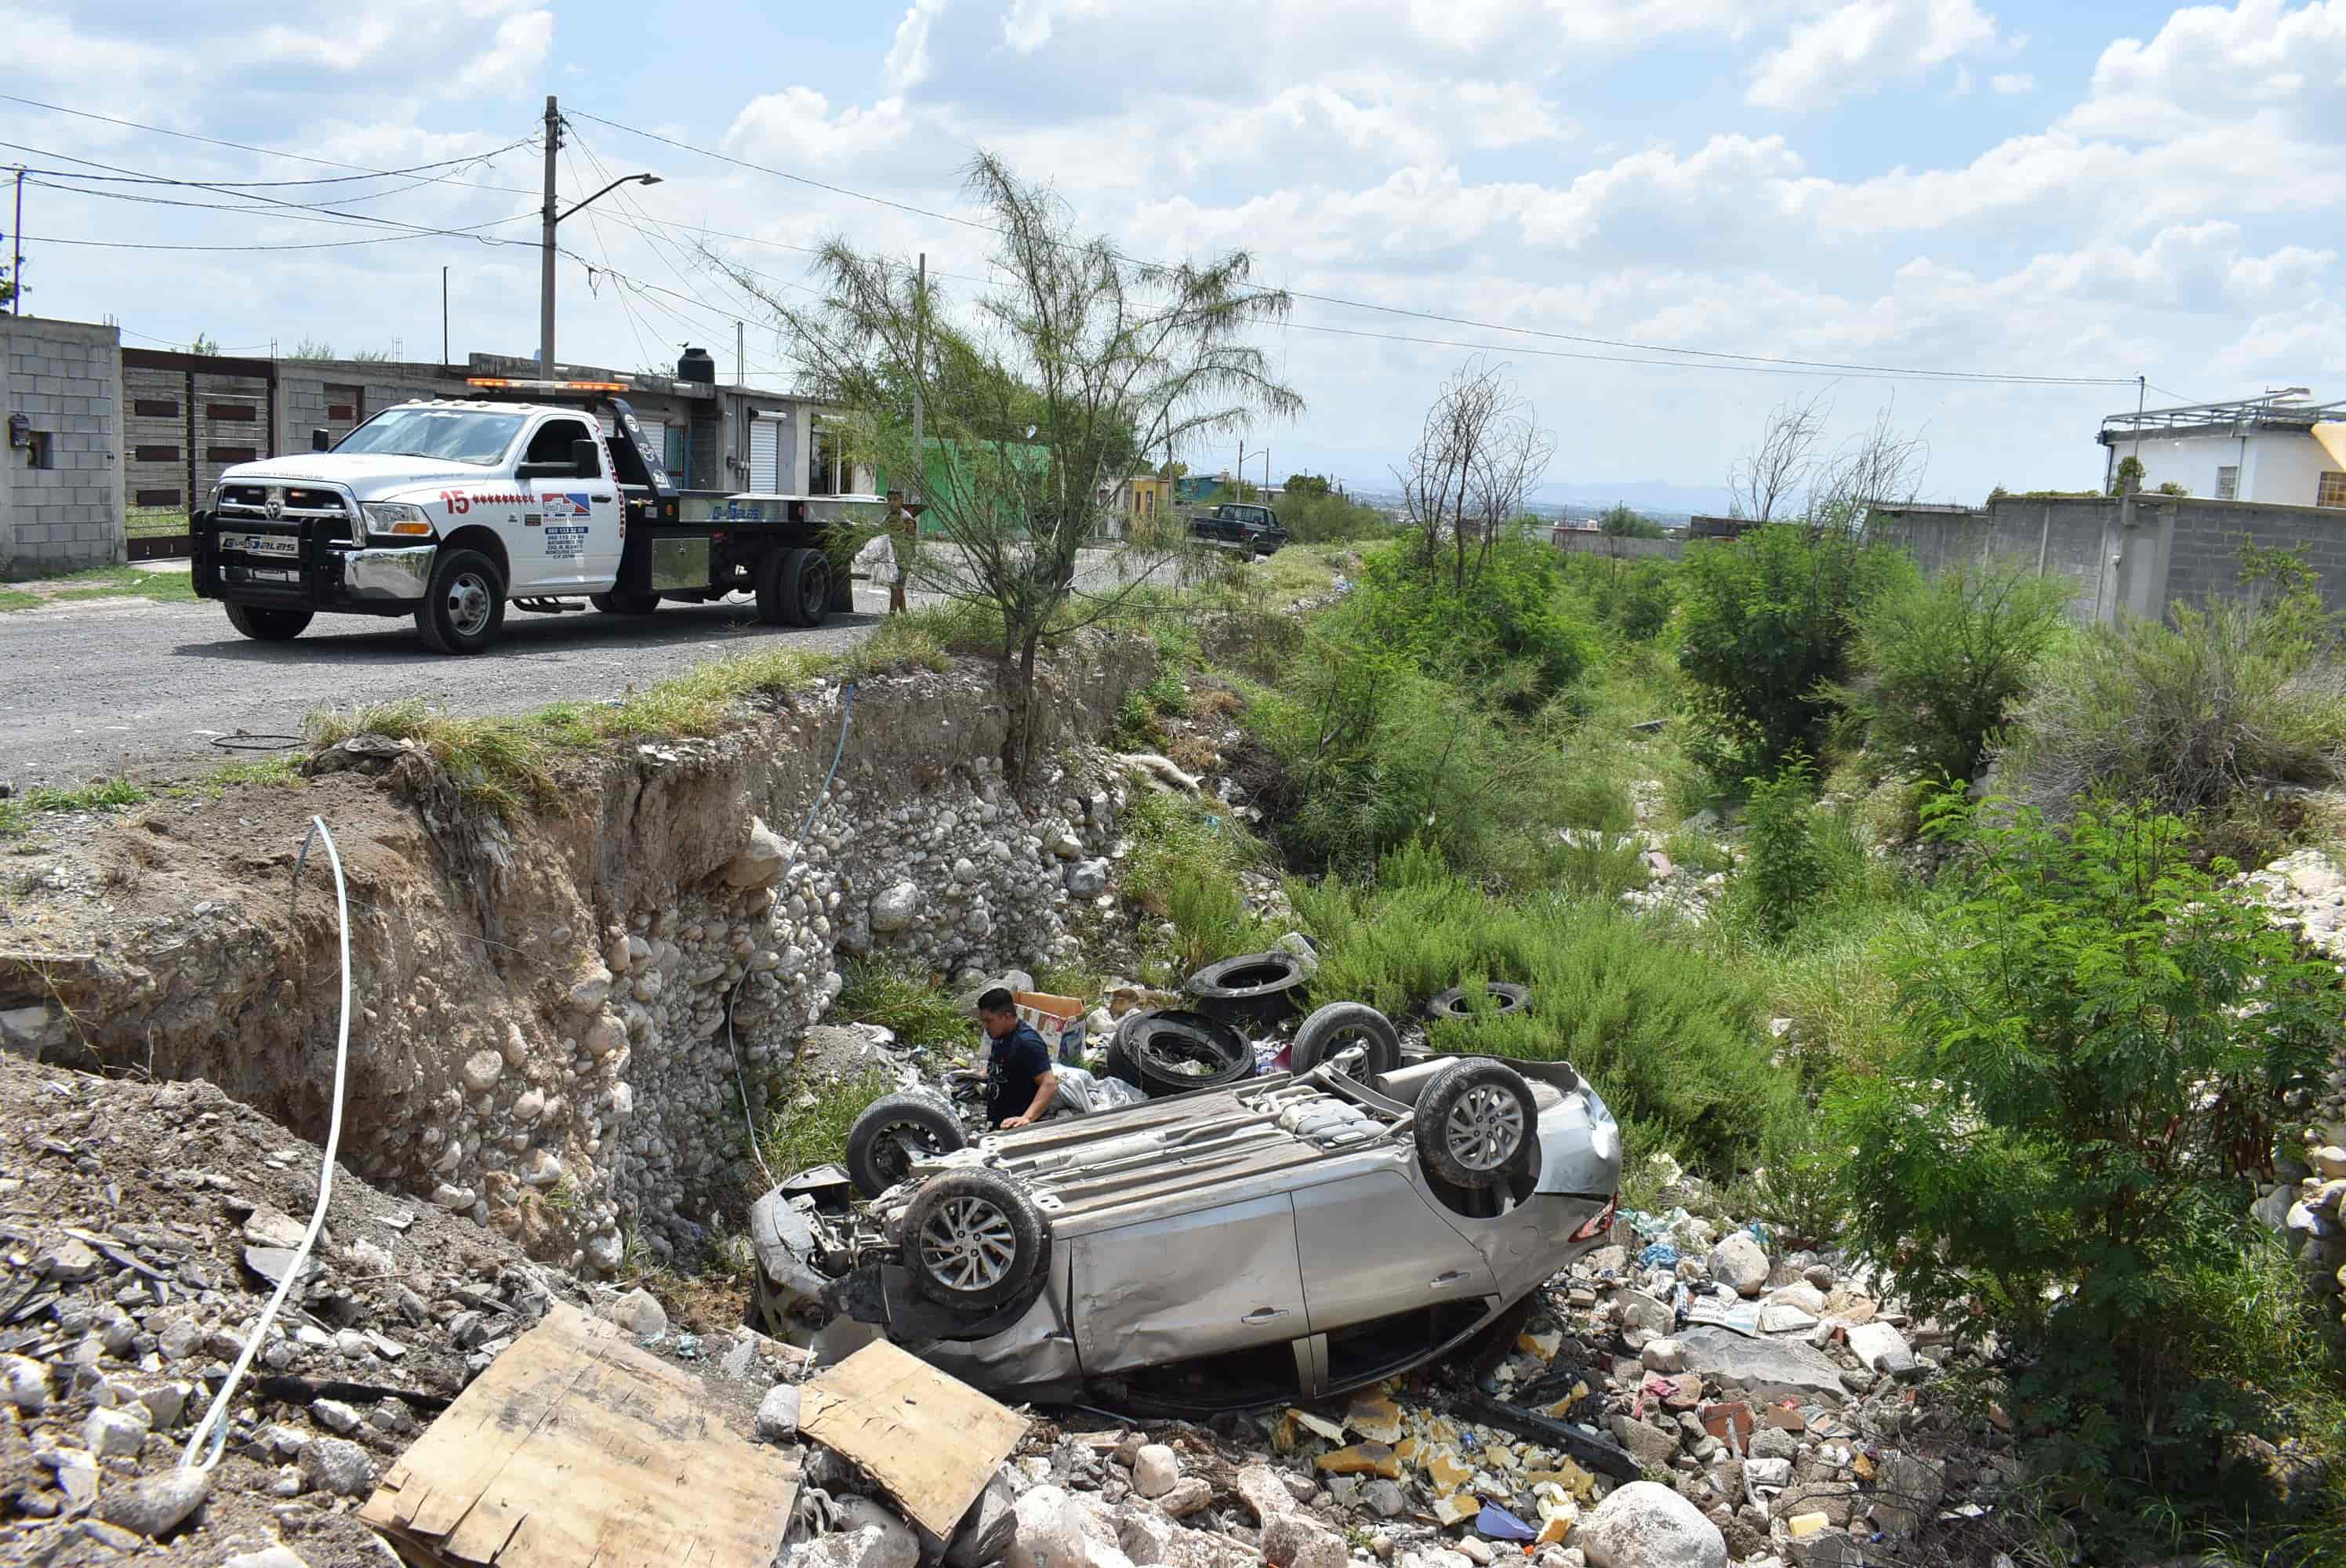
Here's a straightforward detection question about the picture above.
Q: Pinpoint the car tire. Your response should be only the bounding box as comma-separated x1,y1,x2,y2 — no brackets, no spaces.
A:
1416,1058,1538,1191
1105,1009,1253,1098
1288,1002,1404,1082
901,1170,1046,1313
414,548,505,655
1427,982,1531,1022
223,603,312,642
758,547,831,627
846,1092,969,1198
1182,951,1309,1029
590,591,659,615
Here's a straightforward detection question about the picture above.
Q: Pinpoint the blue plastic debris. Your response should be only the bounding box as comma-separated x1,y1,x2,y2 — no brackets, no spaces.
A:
1637,1242,1680,1269
1476,1504,1535,1542
672,1333,703,1359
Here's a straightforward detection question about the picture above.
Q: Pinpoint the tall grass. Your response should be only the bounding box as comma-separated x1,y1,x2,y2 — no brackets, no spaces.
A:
829,960,970,1048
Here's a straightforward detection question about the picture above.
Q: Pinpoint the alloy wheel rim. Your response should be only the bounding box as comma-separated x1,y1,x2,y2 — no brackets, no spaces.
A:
1446,1083,1525,1171
919,1195,1016,1292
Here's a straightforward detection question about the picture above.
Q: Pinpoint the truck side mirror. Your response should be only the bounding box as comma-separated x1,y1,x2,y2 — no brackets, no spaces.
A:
311,428,331,452
570,437,601,477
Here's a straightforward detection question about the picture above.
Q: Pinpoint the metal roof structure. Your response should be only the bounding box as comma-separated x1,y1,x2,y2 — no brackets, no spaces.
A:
2098,392,2346,445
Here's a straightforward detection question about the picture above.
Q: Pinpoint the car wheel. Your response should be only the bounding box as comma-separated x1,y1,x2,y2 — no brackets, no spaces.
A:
1289,1001,1403,1082
845,1092,968,1198
1416,1058,1538,1190
1105,1009,1253,1098
590,591,659,615
223,603,312,642
1427,982,1531,1022
901,1171,1045,1313
759,547,830,628
1182,952,1309,1029
415,548,505,655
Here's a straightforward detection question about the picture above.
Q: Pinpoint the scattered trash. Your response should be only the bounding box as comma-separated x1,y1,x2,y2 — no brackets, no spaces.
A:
1476,1502,1535,1541
1635,1241,1679,1269
798,1340,1028,1539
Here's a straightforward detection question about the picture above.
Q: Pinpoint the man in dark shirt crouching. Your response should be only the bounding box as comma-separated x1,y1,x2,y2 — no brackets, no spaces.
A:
978,988,1059,1129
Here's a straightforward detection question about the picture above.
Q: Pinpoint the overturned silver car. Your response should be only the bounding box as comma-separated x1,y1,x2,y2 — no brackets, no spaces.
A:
749,1052,1621,1412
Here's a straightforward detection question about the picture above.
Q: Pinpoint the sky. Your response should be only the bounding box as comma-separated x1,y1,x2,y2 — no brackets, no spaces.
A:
5,0,2342,507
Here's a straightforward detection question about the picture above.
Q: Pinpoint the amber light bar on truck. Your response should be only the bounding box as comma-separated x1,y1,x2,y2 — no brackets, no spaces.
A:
465,377,627,393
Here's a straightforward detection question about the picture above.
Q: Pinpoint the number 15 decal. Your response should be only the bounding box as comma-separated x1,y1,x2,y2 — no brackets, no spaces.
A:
438,491,471,515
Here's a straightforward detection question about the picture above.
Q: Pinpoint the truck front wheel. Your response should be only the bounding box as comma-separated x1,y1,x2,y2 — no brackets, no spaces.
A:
416,549,506,655
223,604,313,642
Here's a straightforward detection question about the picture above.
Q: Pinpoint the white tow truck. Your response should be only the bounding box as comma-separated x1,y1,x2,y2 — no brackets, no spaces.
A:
192,380,871,653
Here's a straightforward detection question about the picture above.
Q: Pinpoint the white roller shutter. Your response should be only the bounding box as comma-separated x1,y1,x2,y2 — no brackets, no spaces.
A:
748,416,783,492
595,409,617,437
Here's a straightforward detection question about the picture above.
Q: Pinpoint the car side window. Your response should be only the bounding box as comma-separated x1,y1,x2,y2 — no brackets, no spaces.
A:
522,418,601,475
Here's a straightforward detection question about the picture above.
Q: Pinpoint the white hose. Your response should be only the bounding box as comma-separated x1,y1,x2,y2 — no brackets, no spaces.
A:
180,815,354,1472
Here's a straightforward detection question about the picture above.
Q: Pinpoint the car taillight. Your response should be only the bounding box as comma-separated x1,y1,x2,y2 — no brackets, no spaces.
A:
1571,1193,1618,1242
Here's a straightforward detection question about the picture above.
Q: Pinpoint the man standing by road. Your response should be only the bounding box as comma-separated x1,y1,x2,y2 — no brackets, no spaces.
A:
979,988,1058,1129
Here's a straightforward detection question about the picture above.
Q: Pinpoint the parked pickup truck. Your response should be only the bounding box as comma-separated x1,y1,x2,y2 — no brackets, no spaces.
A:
1188,502,1288,554
192,383,866,653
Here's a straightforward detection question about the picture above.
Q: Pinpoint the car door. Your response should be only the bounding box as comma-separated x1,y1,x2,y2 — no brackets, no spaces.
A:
518,414,620,592
1070,1193,1307,1376
1291,1166,1498,1337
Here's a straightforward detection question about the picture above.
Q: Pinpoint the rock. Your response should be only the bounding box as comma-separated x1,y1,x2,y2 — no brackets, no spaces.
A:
2314,1146,2346,1181
1578,1482,1729,1568
224,1552,312,1568
1363,1479,1407,1519
1617,1291,1675,1337
1008,1485,1130,1568
1259,1514,1348,1568
601,1287,668,1339
1642,1338,1687,1373
1066,860,1110,898
1673,1326,1846,1405
2,1352,49,1412
242,1207,308,1250
461,1049,505,1092
1866,1451,1944,1536
1744,1458,1793,1489
1458,1541,1495,1566
871,883,921,935
83,1404,151,1457
141,1382,189,1430
310,1398,363,1435
1233,1465,1294,1524
1708,1233,1770,1298
518,1147,565,1187
1845,1322,1916,1378
949,1472,1021,1568
1155,1479,1212,1519
1612,1415,1680,1469
42,1238,102,1281
0,1002,66,1058
300,1436,376,1497
1116,1505,1177,1566
833,1497,924,1568
95,1467,213,1538
726,818,791,888
800,1524,922,1568
1131,1444,1179,1499
757,1384,801,1443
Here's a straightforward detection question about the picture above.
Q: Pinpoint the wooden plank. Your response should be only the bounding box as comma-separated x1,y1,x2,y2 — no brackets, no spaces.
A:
360,1301,796,1568
797,1340,1028,1540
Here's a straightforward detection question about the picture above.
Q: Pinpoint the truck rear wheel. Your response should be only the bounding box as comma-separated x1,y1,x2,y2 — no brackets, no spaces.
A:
757,547,833,628
223,604,312,642
416,548,505,655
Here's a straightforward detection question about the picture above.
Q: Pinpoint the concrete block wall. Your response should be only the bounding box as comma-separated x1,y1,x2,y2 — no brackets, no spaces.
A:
1550,530,1686,561
1,318,125,575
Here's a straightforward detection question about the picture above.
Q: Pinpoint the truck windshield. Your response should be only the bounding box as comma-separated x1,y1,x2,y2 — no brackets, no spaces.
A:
336,408,527,466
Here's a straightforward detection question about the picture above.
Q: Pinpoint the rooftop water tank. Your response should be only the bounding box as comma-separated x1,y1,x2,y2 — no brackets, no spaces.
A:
677,347,716,384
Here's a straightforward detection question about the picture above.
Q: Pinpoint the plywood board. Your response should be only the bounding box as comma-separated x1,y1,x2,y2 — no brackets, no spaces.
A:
361,1301,797,1568
797,1340,1027,1538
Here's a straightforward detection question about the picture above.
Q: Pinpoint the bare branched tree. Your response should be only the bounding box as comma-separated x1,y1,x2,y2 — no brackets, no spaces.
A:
1809,401,1929,533
711,153,1302,782
1394,358,1555,593
1729,390,1828,527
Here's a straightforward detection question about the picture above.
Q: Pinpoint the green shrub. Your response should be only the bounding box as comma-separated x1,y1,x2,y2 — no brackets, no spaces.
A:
758,1069,898,1176
1736,757,1826,939
1120,793,1273,979
1832,561,2073,782
1295,873,1795,1176
1277,489,1396,544
1833,797,2343,1559
1560,554,1678,643
1676,525,1916,776
829,960,968,1047
1342,534,1596,711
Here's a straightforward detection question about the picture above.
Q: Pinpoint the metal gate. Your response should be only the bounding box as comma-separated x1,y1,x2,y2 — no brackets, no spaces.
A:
121,348,280,560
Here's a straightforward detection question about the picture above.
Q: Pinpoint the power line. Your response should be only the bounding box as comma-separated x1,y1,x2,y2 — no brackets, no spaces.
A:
23,216,534,252
0,138,535,189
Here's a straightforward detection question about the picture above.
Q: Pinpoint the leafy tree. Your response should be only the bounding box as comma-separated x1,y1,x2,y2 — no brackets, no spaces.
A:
291,337,335,361
1598,503,1664,539
1676,524,1916,776
1836,797,2342,1554
2109,454,2146,496
191,332,220,356
0,262,17,310
1283,472,1332,499
1832,560,2073,782
1345,532,1592,712
1737,756,1825,939
743,153,1301,781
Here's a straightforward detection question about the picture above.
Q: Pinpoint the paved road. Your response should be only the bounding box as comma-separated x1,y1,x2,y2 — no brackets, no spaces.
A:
0,587,900,787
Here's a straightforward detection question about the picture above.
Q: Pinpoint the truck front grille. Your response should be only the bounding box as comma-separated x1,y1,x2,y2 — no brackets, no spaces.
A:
219,483,354,543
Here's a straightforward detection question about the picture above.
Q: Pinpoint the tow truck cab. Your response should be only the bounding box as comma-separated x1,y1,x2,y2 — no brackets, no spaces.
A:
191,379,859,654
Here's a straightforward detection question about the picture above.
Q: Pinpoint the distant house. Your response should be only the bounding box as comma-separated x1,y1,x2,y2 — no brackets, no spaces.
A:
2097,391,2346,506
1095,474,1171,537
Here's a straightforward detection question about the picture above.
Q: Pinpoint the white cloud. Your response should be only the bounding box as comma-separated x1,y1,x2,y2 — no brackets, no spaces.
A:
1518,134,1806,252
2070,0,2346,140
1747,0,2000,111
1991,71,2033,93
459,10,555,94
724,89,914,166
884,0,946,93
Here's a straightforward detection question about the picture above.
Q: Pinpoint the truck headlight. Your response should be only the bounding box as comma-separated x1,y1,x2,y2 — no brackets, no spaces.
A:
361,503,434,538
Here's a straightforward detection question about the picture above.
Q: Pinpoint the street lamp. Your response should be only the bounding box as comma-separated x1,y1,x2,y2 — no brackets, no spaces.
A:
538,96,659,378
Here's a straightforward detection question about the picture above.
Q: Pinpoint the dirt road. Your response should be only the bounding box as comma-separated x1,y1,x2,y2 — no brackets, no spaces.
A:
1,588,895,786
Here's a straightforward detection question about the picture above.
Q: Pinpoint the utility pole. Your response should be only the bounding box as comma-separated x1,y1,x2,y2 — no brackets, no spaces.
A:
911,252,926,503
735,318,745,387
539,96,561,379
441,266,449,365
9,168,22,317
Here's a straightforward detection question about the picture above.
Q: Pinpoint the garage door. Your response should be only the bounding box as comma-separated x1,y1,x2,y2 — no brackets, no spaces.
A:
748,416,783,492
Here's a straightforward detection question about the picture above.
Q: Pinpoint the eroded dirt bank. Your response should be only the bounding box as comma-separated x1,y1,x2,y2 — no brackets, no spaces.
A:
0,637,1152,1276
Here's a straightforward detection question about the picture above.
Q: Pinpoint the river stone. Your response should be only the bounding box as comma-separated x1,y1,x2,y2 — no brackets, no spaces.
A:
1578,1481,1727,1568
1673,1326,1846,1404
871,882,921,934
1709,1232,1770,1297
96,1468,213,1538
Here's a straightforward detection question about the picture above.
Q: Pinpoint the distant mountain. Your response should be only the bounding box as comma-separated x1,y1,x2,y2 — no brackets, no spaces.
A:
1534,480,1734,520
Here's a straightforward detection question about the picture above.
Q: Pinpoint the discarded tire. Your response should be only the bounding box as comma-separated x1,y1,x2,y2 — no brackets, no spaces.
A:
1182,951,1309,1029
1427,982,1531,1022
1106,1009,1254,1098
900,1171,1046,1313
845,1092,968,1197
1288,1001,1403,1082
1416,1058,1538,1191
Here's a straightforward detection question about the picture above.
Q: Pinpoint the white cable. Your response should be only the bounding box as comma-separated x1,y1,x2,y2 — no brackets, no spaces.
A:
181,815,354,1472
